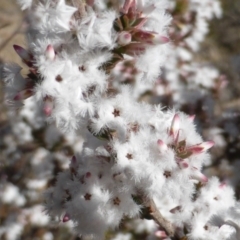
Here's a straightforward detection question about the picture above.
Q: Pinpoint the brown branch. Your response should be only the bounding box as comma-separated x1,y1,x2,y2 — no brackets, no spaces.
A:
143,197,176,238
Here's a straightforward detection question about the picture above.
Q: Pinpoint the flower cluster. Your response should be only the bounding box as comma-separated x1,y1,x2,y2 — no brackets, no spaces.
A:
2,0,240,240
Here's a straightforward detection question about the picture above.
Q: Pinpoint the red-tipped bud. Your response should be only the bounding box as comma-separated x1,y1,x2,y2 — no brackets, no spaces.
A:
43,106,52,116
121,0,136,13
157,139,167,153
132,30,169,45
14,89,34,101
219,182,227,189
13,45,31,61
43,96,53,116
155,230,167,238
169,114,180,137
132,30,152,43
190,168,208,183
189,115,195,122
118,31,132,46
152,35,169,45
119,43,146,56
187,141,214,154
62,213,70,222
13,45,33,67
45,45,55,60
178,160,189,169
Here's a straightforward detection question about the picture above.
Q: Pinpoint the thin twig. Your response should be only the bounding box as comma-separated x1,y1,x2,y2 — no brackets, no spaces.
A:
143,197,176,237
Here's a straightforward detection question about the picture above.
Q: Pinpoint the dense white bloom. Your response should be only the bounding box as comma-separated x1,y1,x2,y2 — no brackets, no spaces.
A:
2,0,239,240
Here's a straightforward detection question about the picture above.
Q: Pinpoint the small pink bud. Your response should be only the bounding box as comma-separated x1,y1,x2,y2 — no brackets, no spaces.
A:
132,30,169,45
190,168,208,183
118,31,132,46
157,139,167,153
187,141,214,154
189,115,195,122
43,106,52,116
43,96,53,116
13,45,31,63
132,30,153,43
152,35,169,45
169,114,180,137
14,89,34,101
45,45,55,60
120,43,146,56
219,182,227,189
155,230,167,238
121,0,136,13
178,160,189,169
62,213,70,222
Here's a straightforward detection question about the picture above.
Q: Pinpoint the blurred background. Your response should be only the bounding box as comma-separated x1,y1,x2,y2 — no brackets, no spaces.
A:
1,0,240,239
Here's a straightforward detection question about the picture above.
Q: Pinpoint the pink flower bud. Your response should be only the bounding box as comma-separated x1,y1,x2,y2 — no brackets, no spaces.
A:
155,230,167,238
219,182,227,189
62,213,70,222
118,31,132,46
187,141,214,154
43,96,53,116
45,45,55,60
132,30,169,45
169,114,180,137
13,45,30,61
121,0,136,13
177,160,189,169
13,45,33,67
152,35,169,45
190,168,208,183
157,139,167,153
14,89,34,101
189,115,195,122
132,30,153,43
119,43,146,56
